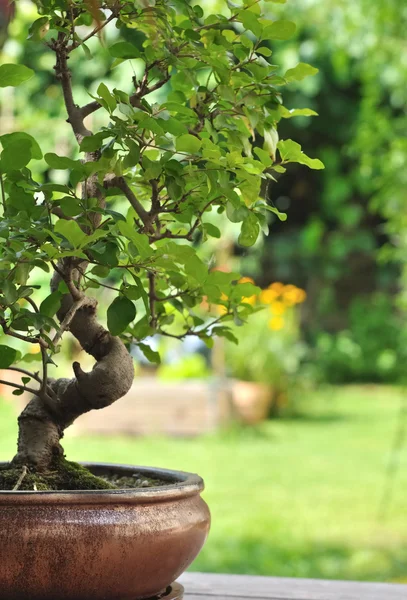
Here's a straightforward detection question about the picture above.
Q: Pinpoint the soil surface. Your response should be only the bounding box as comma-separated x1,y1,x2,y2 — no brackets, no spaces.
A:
0,459,171,491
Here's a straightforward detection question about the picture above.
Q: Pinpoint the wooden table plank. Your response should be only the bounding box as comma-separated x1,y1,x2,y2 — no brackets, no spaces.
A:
179,572,407,600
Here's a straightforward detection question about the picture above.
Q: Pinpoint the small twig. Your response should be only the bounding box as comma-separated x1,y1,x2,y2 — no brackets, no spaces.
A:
13,466,28,491
69,12,117,51
0,319,46,347
51,261,83,302
110,177,151,230
82,273,121,293
0,380,40,396
51,206,74,220
24,296,40,314
52,296,88,346
3,367,42,384
152,199,216,241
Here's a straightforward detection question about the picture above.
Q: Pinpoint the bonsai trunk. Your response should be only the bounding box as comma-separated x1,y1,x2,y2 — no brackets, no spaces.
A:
12,263,134,472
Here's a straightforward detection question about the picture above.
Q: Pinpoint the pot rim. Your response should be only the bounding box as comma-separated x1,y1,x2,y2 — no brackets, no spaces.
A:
0,462,204,505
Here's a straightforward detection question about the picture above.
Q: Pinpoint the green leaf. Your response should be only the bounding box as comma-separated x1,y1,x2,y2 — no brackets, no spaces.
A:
27,17,49,41
278,139,325,170
45,153,82,170
122,140,140,170
3,280,18,304
1,139,32,172
226,202,249,223
254,148,272,167
109,42,140,59
59,197,83,217
54,220,87,248
160,117,188,136
97,83,117,113
240,11,262,36
0,345,18,368
118,221,152,259
203,223,221,238
238,213,260,247
263,204,288,221
279,107,318,118
1,132,42,160
256,46,272,57
0,64,34,88
284,63,319,82
137,342,161,364
107,296,136,335
264,20,296,41
40,291,62,317
80,133,111,152
185,255,208,284
175,134,202,154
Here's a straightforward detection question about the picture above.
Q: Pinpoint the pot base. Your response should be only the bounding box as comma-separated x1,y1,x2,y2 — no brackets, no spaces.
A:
147,583,184,600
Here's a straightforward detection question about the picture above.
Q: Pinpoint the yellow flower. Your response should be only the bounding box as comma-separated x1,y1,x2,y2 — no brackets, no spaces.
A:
295,288,307,303
239,276,255,284
259,289,279,304
282,285,307,305
270,301,286,316
269,316,285,330
268,282,285,294
242,295,257,306
282,287,300,306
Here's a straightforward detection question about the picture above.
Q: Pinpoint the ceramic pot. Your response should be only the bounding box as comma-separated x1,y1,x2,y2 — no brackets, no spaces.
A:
0,463,210,600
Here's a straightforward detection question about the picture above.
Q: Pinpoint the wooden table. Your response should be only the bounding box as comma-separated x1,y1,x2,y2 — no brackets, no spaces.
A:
179,572,406,600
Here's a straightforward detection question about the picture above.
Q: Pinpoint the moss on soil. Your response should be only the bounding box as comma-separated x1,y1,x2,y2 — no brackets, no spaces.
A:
0,458,167,491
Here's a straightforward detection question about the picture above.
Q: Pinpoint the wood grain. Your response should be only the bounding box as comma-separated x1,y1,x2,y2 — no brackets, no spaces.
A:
179,572,407,600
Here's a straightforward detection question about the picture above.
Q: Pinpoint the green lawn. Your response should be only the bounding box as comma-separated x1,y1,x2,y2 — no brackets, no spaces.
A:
1,385,406,583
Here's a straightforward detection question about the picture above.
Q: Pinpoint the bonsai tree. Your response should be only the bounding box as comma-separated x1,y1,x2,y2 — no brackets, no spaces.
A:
0,0,323,489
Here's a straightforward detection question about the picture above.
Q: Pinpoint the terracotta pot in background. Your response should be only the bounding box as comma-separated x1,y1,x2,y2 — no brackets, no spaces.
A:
232,380,273,424
0,463,210,600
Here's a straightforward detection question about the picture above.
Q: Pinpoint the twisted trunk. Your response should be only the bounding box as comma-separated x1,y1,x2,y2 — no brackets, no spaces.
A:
13,270,134,470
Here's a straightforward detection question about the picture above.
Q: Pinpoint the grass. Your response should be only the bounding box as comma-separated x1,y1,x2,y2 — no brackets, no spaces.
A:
1,384,406,583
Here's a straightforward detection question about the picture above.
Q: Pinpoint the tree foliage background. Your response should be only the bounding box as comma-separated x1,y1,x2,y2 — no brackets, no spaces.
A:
1,0,407,384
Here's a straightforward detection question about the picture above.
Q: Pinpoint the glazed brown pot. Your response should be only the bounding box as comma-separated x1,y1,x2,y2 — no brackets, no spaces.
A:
0,463,210,600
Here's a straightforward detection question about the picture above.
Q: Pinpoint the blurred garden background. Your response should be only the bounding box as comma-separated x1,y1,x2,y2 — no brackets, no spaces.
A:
1,0,407,584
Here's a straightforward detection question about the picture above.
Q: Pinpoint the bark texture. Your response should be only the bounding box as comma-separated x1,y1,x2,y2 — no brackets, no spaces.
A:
14,288,134,469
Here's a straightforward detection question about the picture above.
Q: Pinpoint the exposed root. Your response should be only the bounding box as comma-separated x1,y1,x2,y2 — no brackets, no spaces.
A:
12,466,28,491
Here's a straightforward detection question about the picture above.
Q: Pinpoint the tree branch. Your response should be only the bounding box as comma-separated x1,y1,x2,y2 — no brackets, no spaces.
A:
79,68,170,119
69,12,117,51
152,199,216,241
108,177,151,230
3,367,42,384
0,318,47,347
53,33,91,142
